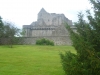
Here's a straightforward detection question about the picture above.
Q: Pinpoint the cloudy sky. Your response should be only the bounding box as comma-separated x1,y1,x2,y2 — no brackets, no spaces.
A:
0,0,92,29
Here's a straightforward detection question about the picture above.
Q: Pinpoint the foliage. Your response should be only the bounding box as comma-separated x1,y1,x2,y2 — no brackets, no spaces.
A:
0,19,20,47
0,16,4,38
60,0,100,75
4,23,20,47
20,28,26,37
36,38,54,46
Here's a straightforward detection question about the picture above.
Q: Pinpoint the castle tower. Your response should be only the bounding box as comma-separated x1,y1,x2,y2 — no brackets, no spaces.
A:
23,8,73,37
38,8,51,25
38,8,48,20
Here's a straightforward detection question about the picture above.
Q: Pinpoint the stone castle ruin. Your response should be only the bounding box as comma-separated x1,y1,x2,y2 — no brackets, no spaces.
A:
23,8,76,45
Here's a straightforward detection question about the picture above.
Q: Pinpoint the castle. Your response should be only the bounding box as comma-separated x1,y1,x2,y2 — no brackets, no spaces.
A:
23,8,76,45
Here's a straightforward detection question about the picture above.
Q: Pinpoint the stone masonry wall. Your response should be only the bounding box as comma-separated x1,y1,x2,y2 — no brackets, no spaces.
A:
0,36,72,45
21,36,72,45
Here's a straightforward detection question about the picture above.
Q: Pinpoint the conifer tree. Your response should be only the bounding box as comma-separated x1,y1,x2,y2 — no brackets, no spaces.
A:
60,0,100,75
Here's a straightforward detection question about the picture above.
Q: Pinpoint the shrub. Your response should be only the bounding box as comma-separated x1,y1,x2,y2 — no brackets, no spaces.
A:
36,38,54,46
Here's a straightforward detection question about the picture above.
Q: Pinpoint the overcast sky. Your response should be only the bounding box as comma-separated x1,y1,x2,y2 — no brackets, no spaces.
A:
0,0,92,29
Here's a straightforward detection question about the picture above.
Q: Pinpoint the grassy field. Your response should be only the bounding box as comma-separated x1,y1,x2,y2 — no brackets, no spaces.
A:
0,45,76,75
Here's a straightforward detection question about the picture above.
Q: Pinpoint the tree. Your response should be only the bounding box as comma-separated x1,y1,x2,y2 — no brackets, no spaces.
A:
3,22,20,48
60,0,100,75
0,19,20,47
0,16,4,37
20,29,26,37
0,16,4,45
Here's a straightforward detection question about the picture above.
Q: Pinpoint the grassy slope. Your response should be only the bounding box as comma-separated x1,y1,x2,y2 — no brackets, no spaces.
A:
0,45,76,75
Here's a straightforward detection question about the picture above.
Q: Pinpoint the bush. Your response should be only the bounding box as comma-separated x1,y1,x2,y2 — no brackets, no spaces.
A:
36,38,54,46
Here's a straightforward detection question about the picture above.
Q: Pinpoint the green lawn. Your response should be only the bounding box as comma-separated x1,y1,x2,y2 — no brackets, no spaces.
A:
0,45,76,75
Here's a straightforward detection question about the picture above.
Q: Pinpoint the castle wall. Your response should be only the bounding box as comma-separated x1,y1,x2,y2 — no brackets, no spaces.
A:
24,28,32,37
38,14,66,26
31,30,53,36
21,36,72,45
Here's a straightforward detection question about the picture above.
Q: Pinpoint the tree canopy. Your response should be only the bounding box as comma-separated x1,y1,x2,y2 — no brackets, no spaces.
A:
0,16,4,37
0,17,20,47
60,0,100,75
